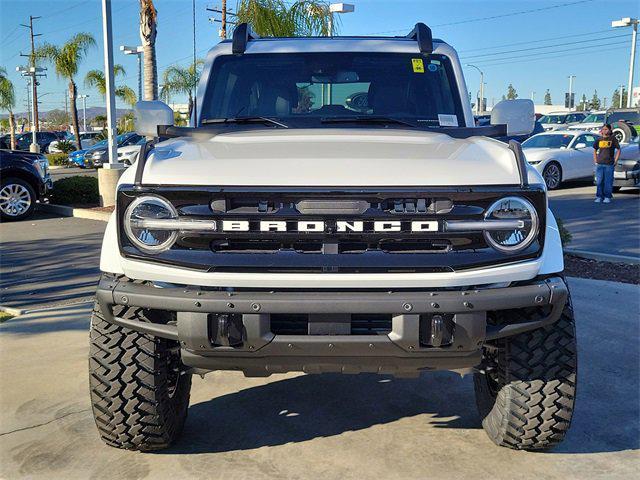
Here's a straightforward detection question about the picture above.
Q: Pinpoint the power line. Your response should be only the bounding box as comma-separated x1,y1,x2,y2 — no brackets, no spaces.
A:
363,0,595,35
470,41,629,68
458,28,613,53
461,34,629,60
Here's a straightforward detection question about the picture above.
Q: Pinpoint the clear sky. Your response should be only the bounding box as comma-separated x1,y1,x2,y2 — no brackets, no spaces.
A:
1,0,638,113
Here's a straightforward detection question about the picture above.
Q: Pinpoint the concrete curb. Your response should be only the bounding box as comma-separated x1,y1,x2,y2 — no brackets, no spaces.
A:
0,305,25,317
565,248,640,265
39,203,111,222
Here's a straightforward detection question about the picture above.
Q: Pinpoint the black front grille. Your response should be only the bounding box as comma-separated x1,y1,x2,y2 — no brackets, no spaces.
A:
118,185,547,272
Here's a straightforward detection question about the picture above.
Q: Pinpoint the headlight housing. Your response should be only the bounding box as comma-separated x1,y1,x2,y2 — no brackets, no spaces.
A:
483,197,539,253
124,196,179,253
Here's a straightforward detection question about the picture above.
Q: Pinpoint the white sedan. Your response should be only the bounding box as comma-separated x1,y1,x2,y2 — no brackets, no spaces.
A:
116,144,143,166
522,130,601,189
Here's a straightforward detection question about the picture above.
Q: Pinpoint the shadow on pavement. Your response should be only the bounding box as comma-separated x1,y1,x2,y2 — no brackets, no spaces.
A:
0,233,103,309
167,372,481,455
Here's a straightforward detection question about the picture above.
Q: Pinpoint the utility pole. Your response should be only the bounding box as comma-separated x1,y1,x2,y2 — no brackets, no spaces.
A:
20,16,42,133
25,84,32,130
207,2,237,39
603,97,608,108
531,91,536,102
567,75,575,112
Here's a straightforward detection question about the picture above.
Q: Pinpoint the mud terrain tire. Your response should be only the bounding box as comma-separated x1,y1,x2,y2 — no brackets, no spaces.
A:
473,300,577,450
89,302,192,451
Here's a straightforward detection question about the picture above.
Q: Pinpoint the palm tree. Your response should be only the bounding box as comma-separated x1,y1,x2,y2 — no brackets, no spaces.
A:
92,115,107,128
140,0,158,100
160,60,203,120
235,0,331,37
0,67,17,149
85,66,138,108
36,33,96,149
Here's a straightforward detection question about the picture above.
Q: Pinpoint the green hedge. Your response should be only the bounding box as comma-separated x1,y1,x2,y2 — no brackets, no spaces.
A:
46,153,70,166
50,176,99,206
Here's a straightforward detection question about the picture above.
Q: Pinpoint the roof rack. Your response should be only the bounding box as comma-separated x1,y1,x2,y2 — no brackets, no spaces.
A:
232,23,259,54
406,22,433,54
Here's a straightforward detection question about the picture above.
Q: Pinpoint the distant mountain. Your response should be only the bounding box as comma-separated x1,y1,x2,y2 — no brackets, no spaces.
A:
0,107,132,121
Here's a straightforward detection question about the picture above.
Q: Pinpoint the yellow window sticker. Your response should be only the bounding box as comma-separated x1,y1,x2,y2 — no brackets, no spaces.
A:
412,58,425,73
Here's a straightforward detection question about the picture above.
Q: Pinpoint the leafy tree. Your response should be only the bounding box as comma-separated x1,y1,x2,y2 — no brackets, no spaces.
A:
92,115,107,128
611,87,627,108
0,66,17,149
36,33,96,149
160,60,204,121
235,0,332,37
46,109,70,128
85,65,137,107
140,0,159,100
506,84,518,100
589,90,601,110
544,89,552,105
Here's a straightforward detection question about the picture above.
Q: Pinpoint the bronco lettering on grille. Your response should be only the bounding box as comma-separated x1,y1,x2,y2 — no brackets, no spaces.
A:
220,220,439,233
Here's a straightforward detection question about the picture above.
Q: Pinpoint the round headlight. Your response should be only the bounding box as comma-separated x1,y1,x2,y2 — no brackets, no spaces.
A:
124,196,178,253
484,197,539,253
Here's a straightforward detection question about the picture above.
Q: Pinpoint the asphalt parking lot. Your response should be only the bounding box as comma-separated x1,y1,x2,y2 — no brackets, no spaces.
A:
0,277,638,480
50,166,98,180
548,182,639,258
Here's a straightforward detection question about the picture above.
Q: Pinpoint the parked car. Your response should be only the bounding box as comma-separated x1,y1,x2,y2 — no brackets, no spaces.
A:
567,110,606,133
116,138,146,165
605,108,640,144
14,131,59,152
0,134,11,149
523,130,639,189
0,149,52,221
613,137,640,191
537,112,587,131
48,131,101,153
83,132,143,167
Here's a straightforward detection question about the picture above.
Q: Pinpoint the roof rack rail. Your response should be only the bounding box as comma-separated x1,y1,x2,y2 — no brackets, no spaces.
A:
232,23,259,55
406,22,433,54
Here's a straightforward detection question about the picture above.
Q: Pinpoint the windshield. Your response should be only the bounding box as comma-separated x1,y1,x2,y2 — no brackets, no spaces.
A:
538,115,568,124
201,52,464,128
582,113,605,123
522,134,574,149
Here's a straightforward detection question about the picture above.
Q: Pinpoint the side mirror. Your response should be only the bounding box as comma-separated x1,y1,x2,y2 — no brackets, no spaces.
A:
574,142,587,149
491,99,535,136
134,101,174,138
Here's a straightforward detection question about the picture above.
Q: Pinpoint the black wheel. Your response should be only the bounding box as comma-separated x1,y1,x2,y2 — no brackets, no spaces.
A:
474,299,577,451
89,301,192,451
0,177,36,221
542,162,562,190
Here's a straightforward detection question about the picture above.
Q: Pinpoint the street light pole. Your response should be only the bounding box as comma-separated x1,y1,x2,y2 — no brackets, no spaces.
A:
78,94,89,132
619,85,625,107
612,17,638,108
567,75,575,112
120,45,144,101
466,64,484,114
326,4,354,104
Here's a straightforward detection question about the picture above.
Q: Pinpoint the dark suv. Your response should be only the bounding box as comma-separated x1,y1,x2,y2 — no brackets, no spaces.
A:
0,149,52,221
15,131,59,152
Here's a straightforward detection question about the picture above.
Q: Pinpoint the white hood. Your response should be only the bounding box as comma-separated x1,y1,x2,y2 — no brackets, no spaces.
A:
130,129,524,187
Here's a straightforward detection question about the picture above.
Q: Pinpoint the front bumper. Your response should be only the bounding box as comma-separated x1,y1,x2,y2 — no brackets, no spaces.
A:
96,274,568,377
614,167,640,187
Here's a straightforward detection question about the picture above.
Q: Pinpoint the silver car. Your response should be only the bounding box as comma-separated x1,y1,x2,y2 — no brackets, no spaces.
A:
538,112,587,131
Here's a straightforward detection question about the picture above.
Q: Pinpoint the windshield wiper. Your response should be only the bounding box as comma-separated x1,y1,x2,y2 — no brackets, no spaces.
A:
201,116,288,128
320,116,417,128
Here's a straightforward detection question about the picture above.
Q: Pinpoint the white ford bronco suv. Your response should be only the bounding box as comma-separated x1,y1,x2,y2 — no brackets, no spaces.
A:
90,23,576,452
